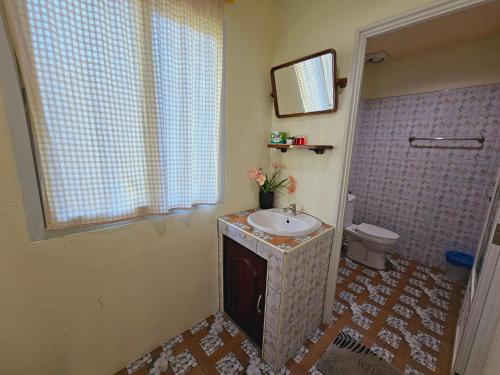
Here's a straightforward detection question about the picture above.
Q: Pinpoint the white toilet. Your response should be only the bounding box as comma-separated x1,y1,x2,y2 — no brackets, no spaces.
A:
343,194,399,269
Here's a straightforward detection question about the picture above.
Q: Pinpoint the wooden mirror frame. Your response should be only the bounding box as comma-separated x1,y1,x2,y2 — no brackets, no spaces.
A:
270,49,346,118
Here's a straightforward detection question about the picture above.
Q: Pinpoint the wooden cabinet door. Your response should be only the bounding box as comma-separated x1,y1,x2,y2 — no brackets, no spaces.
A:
223,236,267,347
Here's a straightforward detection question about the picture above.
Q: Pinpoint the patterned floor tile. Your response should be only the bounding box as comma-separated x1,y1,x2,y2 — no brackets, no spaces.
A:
412,271,429,281
199,333,224,356
215,352,243,374
333,301,348,315
404,286,422,298
341,325,363,342
126,353,152,374
307,328,325,343
386,270,403,279
378,327,402,349
352,314,373,330
361,303,380,317
169,350,197,375
355,275,371,285
393,265,408,273
370,343,395,363
381,277,398,287
362,268,377,278
338,267,352,277
118,255,462,375
241,339,259,359
417,331,441,352
345,258,359,270
339,291,357,303
387,315,408,332
190,319,208,334
427,307,447,322
222,319,240,337
410,349,437,372
435,279,453,291
347,282,365,294
422,318,444,336
369,293,387,306
408,278,426,289
330,315,338,326
393,304,414,319
308,364,322,375
161,335,183,352
293,345,309,363
404,364,425,375
376,284,394,296
434,288,451,300
430,297,449,311
399,294,418,306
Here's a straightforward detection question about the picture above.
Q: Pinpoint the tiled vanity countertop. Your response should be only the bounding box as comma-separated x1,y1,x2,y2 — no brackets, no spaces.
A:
217,208,334,370
218,208,333,252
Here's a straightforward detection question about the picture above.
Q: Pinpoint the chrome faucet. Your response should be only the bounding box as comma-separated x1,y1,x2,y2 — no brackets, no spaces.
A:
283,203,297,216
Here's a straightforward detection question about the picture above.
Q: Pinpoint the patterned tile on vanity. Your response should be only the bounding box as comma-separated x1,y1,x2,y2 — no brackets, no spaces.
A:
265,285,281,332
279,283,303,333
218,210,333,256
282,245,307,293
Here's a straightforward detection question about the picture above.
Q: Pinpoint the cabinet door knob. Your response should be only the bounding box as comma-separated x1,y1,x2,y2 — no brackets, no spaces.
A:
257,294,263,314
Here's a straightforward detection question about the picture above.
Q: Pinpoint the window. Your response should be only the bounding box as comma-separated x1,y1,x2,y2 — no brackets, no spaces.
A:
4,0,224,229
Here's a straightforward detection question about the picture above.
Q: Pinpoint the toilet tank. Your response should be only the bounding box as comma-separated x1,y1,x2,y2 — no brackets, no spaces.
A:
343,194,355,228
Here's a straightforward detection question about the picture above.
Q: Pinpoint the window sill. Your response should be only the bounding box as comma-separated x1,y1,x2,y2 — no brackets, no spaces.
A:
36,204,219,241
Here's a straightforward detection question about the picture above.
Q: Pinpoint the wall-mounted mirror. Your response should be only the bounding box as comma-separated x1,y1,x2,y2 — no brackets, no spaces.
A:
271,49,343,118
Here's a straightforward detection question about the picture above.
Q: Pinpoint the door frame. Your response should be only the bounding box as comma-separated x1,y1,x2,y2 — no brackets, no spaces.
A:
453,172,500,374
324,0,492,368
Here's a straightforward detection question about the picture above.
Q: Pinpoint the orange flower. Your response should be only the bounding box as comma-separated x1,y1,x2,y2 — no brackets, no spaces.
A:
287,175,297,193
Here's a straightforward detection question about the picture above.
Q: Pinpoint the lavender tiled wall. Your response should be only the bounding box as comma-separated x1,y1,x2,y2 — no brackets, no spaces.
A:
349,84,500,269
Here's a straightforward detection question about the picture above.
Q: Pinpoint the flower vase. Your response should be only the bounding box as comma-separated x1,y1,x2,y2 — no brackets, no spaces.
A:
259,191,275,209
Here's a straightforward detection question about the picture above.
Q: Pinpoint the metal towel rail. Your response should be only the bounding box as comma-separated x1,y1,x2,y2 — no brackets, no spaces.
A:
409,135,485,144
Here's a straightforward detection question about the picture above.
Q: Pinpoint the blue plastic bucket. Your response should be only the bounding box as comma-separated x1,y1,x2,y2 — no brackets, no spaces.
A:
445,250,474,283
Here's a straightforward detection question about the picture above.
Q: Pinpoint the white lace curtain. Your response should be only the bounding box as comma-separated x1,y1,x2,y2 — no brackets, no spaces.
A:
4,0,224,229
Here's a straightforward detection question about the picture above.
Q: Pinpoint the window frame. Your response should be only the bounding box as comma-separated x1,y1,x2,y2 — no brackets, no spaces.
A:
0,9,226,240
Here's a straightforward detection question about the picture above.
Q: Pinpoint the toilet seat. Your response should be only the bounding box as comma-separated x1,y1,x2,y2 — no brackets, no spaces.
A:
344,223,399,269
356,223,399,241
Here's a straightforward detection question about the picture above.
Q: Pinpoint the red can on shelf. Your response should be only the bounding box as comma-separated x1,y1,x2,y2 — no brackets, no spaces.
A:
294,135,306,145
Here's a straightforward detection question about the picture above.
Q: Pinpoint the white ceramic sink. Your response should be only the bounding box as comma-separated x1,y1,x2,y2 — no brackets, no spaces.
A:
247,208,322,237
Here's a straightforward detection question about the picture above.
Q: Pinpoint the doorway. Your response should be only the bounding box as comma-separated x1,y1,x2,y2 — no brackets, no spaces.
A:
327,1,500,374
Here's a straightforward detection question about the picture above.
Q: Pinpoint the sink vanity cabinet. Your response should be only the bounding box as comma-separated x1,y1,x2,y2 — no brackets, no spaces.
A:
223,236,267,347
218,209,334,370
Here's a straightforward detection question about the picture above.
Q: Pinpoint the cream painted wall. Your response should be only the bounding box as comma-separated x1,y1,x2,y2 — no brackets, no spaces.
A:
270,0,432,225
0,1,273,374
362,34,500,98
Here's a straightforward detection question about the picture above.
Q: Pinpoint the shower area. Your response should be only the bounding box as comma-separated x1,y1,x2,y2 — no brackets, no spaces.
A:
349,84,499,269
347,21,500,270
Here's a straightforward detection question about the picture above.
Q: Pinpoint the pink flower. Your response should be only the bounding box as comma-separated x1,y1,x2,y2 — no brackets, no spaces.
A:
249,167,267,186
256,173,266,186
287,175,297,193
249,168,260,179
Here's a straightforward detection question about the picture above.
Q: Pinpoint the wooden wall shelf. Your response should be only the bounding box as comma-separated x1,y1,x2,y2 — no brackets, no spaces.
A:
267,144,334,154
